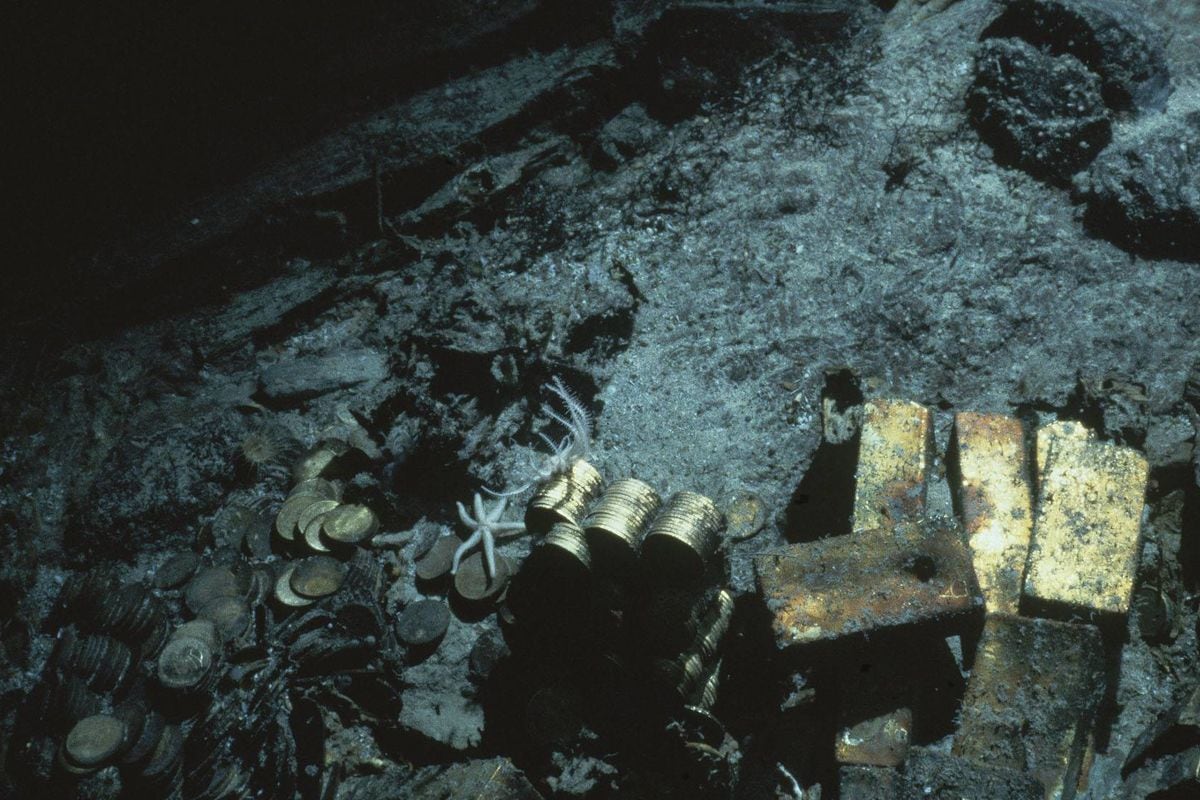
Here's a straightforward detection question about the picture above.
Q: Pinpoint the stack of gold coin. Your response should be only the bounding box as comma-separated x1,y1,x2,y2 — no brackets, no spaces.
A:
542,520,592,572
640,491,724,587
583,478,661,572
526,459,604,534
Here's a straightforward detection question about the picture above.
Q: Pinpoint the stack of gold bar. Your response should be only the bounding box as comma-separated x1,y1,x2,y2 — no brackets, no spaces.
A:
758,395,1151,800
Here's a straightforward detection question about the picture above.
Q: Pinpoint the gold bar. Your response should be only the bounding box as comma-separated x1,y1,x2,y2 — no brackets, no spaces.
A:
836,708,912,767
1023,432,1148,617
1034,419,1093,478
853,399,933,533
953,614,1105,800
953,412,1033,615
754,521,982,649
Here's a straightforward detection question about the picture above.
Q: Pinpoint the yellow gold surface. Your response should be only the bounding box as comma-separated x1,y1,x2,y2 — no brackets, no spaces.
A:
954,614,1104,800
1034,419,1092,478
953,412,1033,615
1023,433,1148,617
852,399,933,532
835,708,912,768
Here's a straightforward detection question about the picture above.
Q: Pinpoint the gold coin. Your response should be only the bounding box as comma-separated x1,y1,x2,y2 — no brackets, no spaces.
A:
153,552,200,590
297,500,341,537
292,439,350,483
724,493,767,541
184,566,245,615
302,513,335,553
171,619,220,651
273,564,315,608
288,477,341,501
275,494,324,541
453,552,512,602
290,556,347,598
196,595,251,641
65,714,127,767
157,637,213,690
415,536,461,582
320,504,379,543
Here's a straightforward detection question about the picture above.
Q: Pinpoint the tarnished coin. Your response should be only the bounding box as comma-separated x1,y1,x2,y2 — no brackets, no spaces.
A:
184,566,246,615
157,637,213,690
320,504,379,544
395,599,451,647
140,724,182,781
292,439,351,483
724,493,767,541
153,552,200,590
65,714,127,767
171,619,220,652
297,499,341,534
290,556,347,598
210,505,260,551
273,565,315,609
275,493,324,542
239,513,273,560
302,513,335,554
415,536,461,582
289,477,341,501
453,552,512,603
196,596,251,642
120,710,166,766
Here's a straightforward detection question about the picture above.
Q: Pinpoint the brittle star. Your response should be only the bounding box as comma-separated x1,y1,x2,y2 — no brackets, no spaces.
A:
452,493,527,579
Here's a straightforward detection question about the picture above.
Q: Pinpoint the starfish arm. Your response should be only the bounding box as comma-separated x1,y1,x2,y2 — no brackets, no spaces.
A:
457,501,476,527
491,522,527,536
488,497,509,524
482,529,498,579
451,529,482,574
473,492,486,524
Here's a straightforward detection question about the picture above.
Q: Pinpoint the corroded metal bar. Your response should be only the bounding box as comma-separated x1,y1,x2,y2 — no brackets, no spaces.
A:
953,412,1033,615
1024,428,1148,618
852,399,934,533
953,614,1105,800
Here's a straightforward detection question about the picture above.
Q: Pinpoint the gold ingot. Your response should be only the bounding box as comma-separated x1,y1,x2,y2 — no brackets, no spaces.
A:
852,398,933,532
835,708,912,768
320,504,379,544
1034,419,1093,478
582,478,661,567
953,412,1034,615
273,564,316,609
1023,431,1148,617
954,614,1105,800
525,459,604,534
640,491,724,586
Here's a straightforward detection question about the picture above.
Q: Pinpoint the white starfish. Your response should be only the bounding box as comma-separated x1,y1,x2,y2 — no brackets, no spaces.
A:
452,493,527,578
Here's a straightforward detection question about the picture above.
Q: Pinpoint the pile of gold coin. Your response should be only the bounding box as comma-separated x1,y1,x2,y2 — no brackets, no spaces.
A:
640,491,724,587
275,477,379,553
526,458,605,534
652,589,734,704
273,556,349,609
583,478,662,569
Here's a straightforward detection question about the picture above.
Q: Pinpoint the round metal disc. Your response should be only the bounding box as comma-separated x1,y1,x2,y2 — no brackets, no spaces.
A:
289,477,341,501
140,724,182,780
65,714,127,767
196,595,251,641
273,565,315,608
453,552,512,603
302,512,335,554
395,599,451,647
320,504,379,544
156,637,213,690
724,492,767,541
153,552,200,590
184,566,245,615
297,499,341,534
171,619,220,651
274,494,324,542
289,556,347,598
415,536,460,582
